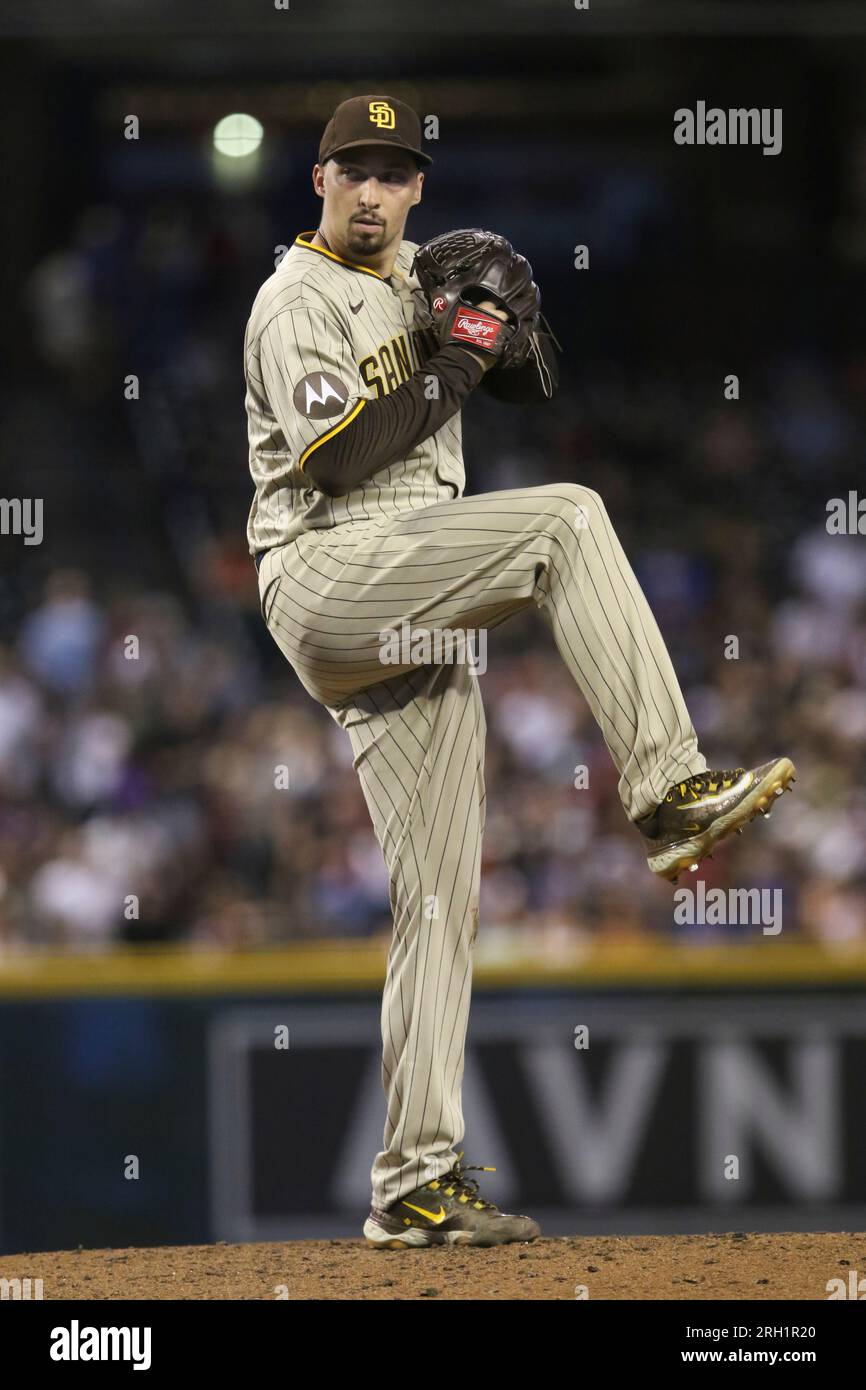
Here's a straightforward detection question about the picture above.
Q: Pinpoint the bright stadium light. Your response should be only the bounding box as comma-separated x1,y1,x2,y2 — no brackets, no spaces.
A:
211,114,264,189
212,113,264,158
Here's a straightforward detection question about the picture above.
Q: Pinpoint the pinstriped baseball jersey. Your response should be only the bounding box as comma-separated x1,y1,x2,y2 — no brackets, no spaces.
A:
244,231,466,554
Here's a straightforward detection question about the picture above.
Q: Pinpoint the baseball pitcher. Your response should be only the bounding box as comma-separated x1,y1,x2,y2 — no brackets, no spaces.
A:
244,94,796,1248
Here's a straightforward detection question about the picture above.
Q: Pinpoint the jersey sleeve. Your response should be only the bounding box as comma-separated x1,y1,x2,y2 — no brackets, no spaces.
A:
255,304,368,473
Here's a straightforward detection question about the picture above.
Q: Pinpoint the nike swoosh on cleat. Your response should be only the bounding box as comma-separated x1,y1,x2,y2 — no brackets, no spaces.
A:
403,1202,447,1224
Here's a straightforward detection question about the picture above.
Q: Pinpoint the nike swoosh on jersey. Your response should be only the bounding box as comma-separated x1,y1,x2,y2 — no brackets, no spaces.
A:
349,300,364,313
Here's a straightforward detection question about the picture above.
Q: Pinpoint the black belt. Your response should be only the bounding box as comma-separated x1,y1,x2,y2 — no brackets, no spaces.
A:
254,549,268,573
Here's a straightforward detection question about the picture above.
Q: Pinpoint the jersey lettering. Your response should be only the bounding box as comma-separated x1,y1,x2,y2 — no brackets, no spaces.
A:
359,329,435,397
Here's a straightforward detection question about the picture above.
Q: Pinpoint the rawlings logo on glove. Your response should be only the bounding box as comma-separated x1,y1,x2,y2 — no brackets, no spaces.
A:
450,309,505,345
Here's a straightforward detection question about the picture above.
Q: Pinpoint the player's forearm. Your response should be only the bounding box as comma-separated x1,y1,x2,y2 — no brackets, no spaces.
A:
301,344,485,497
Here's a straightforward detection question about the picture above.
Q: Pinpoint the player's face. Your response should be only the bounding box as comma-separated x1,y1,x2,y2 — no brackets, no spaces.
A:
314,148,423,267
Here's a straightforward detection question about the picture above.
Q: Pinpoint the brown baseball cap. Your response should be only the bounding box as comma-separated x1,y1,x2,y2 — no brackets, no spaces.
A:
318,94,432,168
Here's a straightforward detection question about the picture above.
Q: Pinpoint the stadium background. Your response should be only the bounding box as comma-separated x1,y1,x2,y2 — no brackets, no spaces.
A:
0,1,865,1262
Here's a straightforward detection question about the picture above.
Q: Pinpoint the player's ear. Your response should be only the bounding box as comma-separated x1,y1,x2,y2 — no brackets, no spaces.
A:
412,171,424,206
312,162,326,199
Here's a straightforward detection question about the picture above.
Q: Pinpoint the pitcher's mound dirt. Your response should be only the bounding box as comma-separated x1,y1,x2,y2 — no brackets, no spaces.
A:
2,1232,864,1300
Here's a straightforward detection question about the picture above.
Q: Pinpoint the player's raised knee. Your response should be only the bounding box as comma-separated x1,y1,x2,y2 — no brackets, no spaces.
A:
546,482,606,531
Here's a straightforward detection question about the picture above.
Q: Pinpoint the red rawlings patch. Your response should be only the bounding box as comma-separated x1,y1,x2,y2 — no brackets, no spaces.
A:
450,309,502,348
433,295,447,312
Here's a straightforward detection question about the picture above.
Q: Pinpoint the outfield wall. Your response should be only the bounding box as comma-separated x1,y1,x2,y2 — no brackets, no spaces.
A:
1,943,864,1254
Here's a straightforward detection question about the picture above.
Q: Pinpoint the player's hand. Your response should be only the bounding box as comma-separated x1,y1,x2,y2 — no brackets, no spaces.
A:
477,298,509,322
461,299,510,372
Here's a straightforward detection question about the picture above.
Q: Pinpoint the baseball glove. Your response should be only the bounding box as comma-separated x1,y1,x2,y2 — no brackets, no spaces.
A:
411,228,560,394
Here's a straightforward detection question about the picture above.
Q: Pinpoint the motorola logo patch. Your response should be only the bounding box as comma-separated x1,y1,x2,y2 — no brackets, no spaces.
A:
294,372,349,419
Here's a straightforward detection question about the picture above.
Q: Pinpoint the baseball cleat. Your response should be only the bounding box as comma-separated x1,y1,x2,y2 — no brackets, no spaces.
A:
636,757,796,883
362,1154,540,1249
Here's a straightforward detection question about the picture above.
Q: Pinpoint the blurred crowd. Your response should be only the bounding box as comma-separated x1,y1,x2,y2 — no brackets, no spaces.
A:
1,197,864,950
